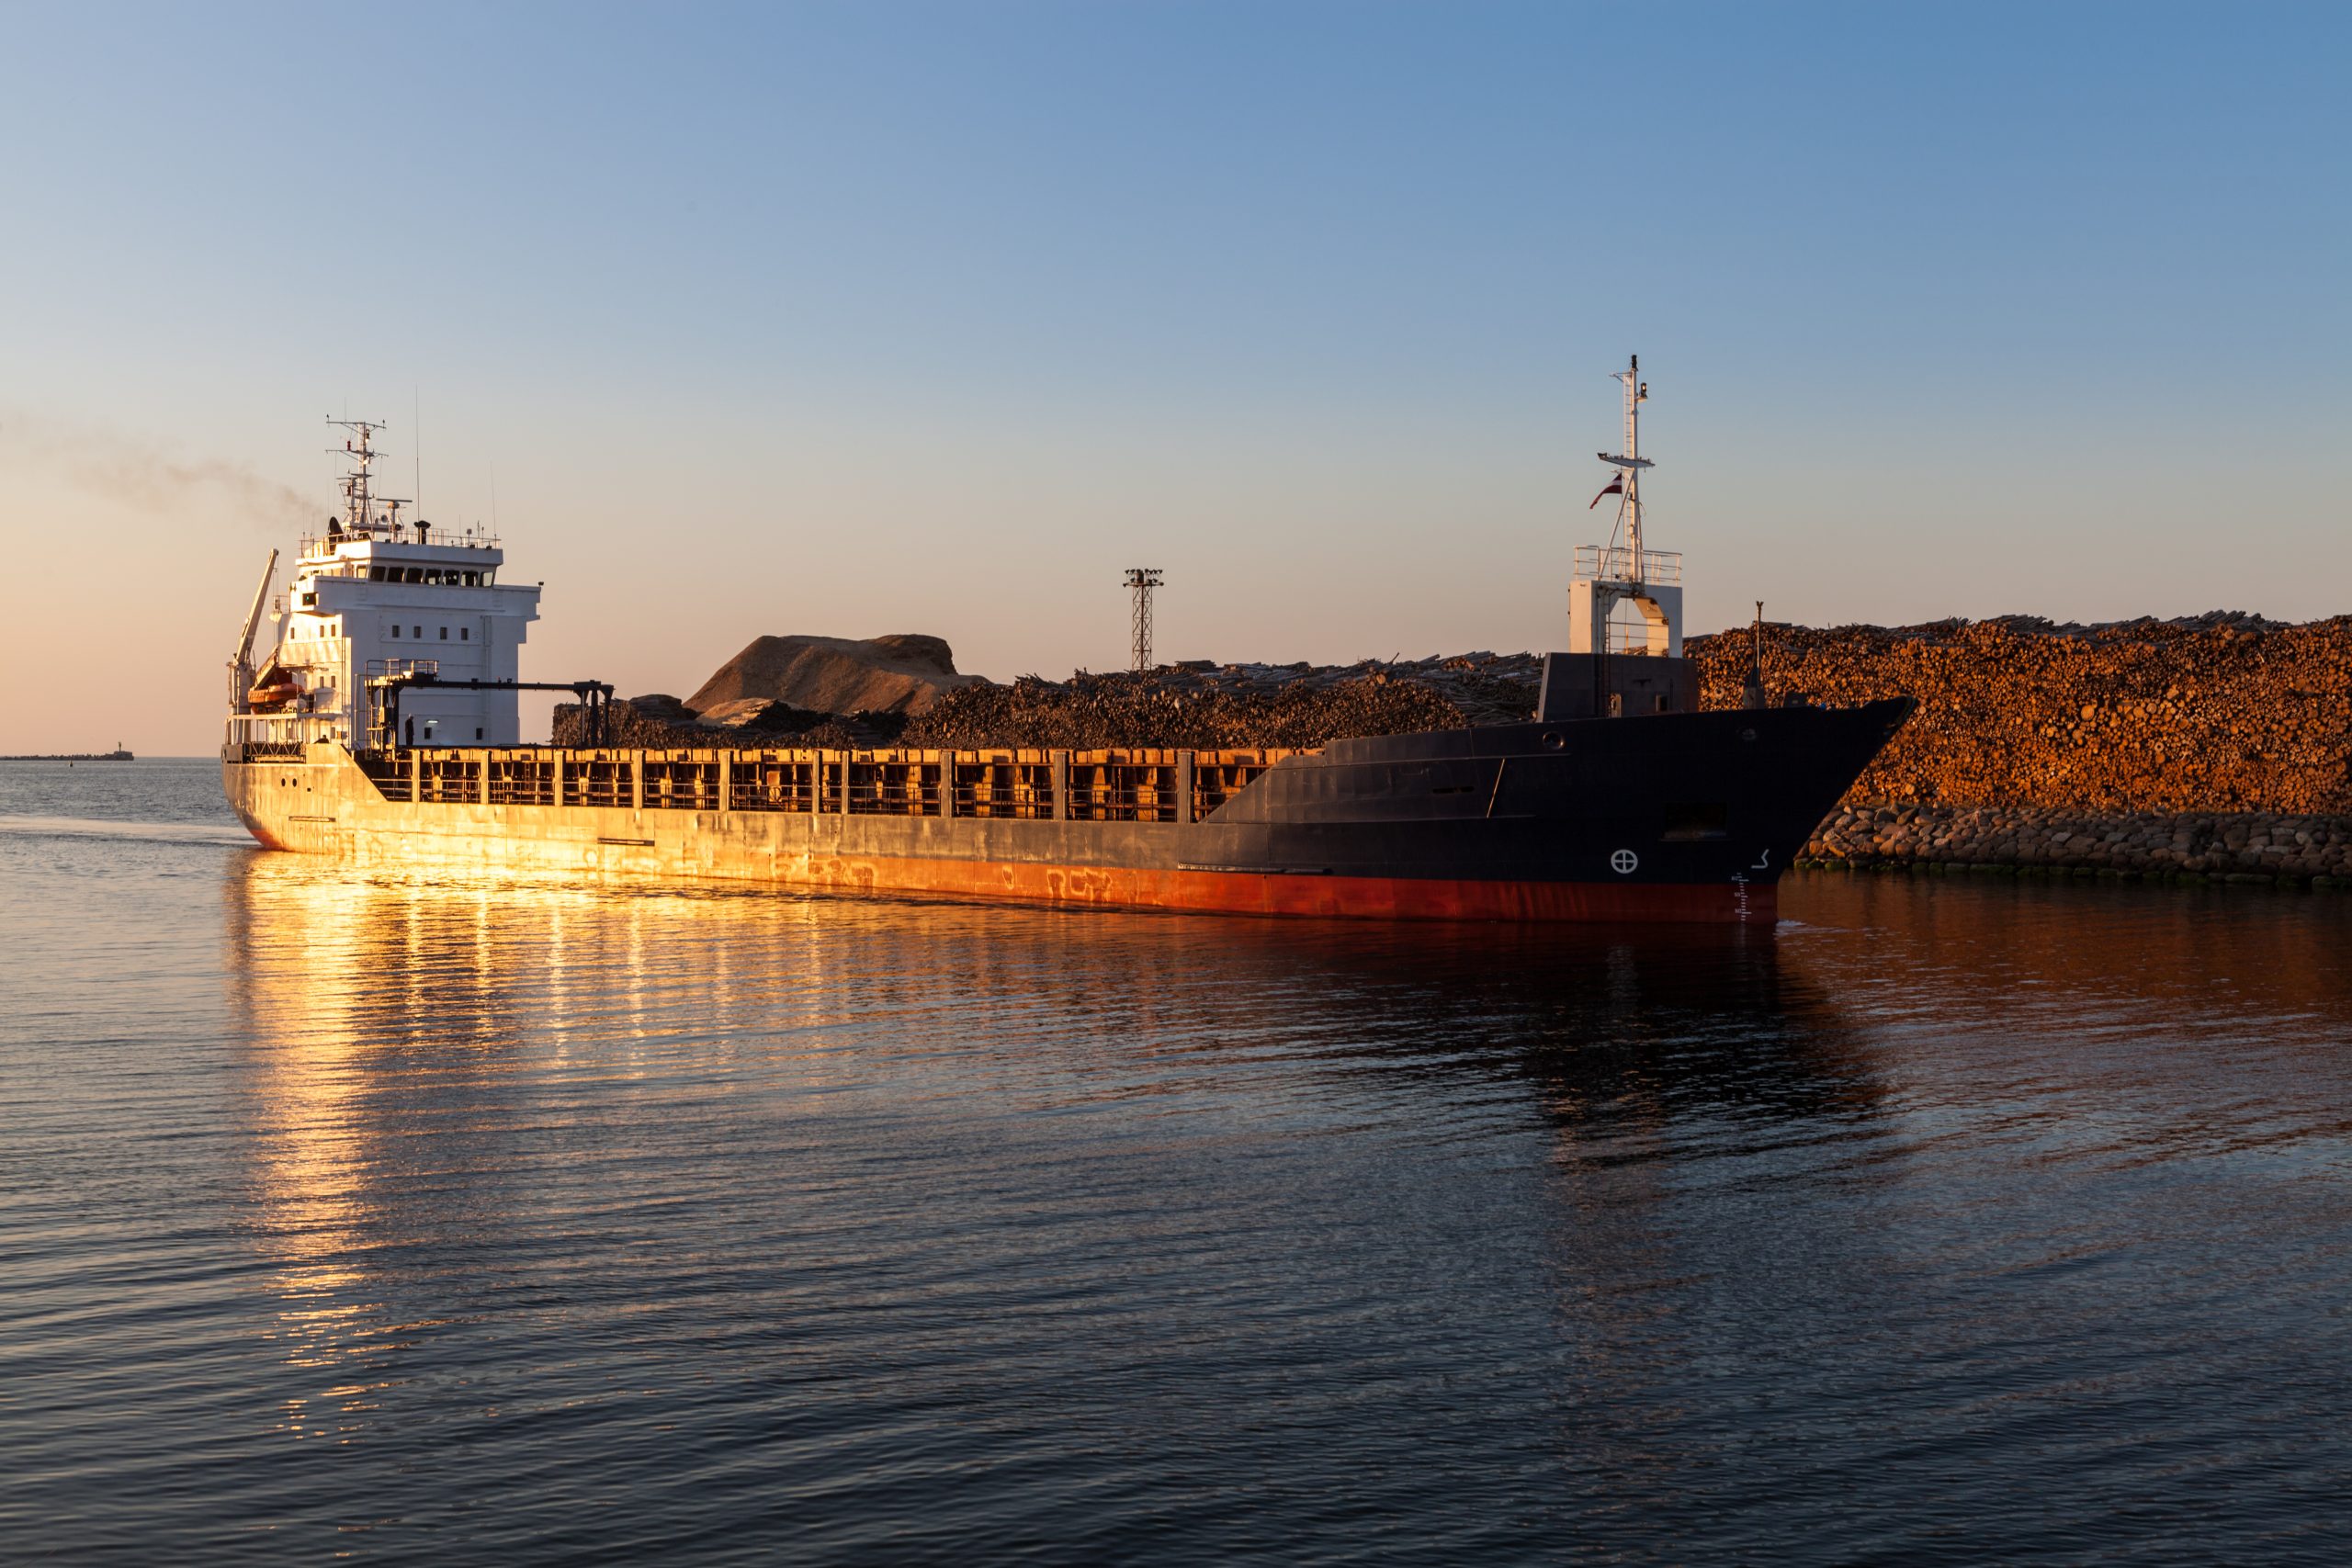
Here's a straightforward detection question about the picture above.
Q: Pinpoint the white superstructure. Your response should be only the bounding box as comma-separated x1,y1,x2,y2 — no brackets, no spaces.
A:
226,421,540,752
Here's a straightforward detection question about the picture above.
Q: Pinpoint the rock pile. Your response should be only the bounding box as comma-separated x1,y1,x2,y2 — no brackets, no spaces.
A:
1799,803,2352,887
686,633,985,717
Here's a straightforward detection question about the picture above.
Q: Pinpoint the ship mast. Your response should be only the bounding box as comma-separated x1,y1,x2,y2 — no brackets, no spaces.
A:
1564,355,1679,671
1601,355,1652,584
326,418,408,536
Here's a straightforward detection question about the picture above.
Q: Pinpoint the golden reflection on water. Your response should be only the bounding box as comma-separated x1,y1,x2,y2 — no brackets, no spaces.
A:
213,850,2352,1459
225,860,424,1441
223,857,1119,1441
220,861,631,1438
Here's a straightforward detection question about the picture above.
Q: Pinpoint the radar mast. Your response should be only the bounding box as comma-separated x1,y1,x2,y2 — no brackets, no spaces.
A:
326,418,411,536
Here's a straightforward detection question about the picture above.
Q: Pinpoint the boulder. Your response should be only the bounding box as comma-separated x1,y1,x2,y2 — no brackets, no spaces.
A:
684,634,989,718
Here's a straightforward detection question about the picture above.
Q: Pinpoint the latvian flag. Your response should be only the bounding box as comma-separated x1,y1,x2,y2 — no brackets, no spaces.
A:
1589,471,1624,510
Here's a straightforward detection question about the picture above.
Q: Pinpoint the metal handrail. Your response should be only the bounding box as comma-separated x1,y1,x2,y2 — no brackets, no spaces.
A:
1573,545,1682,585
300,525,503,558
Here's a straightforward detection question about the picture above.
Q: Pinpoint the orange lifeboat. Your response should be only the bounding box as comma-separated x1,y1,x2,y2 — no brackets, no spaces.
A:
246,655,300,711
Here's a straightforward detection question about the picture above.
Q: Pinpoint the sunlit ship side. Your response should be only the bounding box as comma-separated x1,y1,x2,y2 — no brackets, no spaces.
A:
222,370,1911,924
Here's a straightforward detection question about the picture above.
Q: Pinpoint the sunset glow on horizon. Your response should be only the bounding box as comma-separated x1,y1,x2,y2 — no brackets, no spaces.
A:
3,2,2345,753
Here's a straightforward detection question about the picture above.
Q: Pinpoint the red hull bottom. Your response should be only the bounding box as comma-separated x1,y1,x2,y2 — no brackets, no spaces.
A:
789,852,1778,925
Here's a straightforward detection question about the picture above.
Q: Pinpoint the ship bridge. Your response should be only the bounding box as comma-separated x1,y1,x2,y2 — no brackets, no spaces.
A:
226,420,542,751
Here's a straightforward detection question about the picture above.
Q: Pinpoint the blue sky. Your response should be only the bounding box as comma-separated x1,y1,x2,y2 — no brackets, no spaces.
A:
2,2,2346,750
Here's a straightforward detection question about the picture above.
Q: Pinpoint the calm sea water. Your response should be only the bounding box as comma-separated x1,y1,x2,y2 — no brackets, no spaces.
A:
3,759,2348,1563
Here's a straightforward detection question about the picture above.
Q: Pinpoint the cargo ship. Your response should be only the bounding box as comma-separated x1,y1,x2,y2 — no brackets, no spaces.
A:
222,365,1910,923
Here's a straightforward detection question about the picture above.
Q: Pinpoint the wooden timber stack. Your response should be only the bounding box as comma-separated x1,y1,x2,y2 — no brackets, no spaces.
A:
1685,613,2352,886
1685,614,2352,816
545,614,2352,886
556,656,1544,753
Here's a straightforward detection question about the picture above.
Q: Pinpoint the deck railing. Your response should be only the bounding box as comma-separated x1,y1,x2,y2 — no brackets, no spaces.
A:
344,745,1303,823
300,525,503,559
1572,545,1682,585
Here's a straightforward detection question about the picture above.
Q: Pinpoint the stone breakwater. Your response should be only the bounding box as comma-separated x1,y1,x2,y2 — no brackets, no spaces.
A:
1803,803,2352,888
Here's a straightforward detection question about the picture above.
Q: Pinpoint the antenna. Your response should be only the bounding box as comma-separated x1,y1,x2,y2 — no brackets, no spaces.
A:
1124,569,1163,672
413,387,422,525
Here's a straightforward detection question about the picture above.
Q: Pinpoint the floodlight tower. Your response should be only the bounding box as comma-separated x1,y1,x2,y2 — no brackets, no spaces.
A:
1124,568,1163,671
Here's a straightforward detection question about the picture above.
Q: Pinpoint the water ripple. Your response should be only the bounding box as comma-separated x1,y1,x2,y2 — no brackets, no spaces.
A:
3,764,2349,1563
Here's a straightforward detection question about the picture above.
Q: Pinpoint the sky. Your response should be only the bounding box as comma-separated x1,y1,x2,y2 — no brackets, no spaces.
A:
2,1,2346,753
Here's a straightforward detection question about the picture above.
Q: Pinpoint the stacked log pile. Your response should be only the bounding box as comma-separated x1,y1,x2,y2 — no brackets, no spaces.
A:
899,655,1542,750
1685,613,2352,815
1684,612,2352,884
548,614,2352,886
556,655,1545,752
556,694,872,751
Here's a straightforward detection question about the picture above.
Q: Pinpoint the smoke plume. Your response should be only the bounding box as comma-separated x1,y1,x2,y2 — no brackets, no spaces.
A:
0,409,318,530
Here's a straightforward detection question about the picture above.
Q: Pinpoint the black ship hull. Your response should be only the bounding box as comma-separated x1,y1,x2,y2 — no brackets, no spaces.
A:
224,697,1913,926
